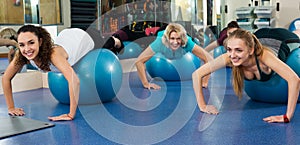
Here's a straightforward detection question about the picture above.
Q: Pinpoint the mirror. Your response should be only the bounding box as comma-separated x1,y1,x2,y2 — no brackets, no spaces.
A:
0,0,62,25
0,0,24,24
24,0,39,24
39,0,62,25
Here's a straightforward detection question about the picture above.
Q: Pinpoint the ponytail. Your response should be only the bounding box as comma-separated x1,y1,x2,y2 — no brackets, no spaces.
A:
225,29,265,99
232,66,244,99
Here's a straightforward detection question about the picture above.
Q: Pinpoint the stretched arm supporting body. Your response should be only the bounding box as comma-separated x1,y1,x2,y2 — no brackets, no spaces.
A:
48,46,80,121
260,50,300,123
135,46,160,90
192,53,230,114
192,45,214,88
2,58,25,116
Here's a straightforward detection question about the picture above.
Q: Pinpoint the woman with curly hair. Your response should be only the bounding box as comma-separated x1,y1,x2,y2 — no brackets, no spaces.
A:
2,25,94,121
192,28,300,123
135,23,213,89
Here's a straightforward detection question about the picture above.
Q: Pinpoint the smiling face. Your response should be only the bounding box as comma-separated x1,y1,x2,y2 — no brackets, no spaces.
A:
226,37,254,66
169,31,182,51
17,32,41,60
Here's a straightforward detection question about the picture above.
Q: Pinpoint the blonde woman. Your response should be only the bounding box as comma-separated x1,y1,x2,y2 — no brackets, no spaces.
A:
192,28,300,123
0,27,18,62
135,23,213,89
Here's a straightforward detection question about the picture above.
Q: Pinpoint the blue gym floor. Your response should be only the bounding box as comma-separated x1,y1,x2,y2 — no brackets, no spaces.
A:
0,58,299,145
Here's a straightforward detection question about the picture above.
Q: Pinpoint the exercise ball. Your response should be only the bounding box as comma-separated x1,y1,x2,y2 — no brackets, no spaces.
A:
203,34,210,48
288,18,300,32
145,52,201,81
48,49,123,105
244,48,300,103
117,41,143,59
194,34,210,48
48,72,70,104
213,46,226,58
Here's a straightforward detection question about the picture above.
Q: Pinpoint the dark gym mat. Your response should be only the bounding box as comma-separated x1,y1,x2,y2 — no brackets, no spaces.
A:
0,116,54,139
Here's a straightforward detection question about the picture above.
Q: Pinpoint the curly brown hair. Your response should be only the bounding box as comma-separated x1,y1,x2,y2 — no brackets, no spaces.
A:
16,25,54,71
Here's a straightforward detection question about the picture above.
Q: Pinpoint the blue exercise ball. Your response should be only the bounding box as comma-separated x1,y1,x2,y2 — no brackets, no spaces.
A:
48,72,70,104
117,41,143,59
213,46,226,58
203,34,210,48
194,34,210,48
93,49,123,103
48,49,123,105
244,48,300,103
145,52,201,81
288,18,300,32
287,48,300,76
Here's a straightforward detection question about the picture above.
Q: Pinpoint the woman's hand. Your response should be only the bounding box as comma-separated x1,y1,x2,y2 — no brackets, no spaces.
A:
48,114,74,121
263,115,290,123
8,108,25,116
144,83,161,90
200,105,219,115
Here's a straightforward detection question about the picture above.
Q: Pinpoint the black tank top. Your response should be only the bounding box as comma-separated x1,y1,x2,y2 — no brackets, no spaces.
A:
245,55,274,81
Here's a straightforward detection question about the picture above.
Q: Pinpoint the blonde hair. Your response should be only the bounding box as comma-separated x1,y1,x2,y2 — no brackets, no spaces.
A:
0,27,17,40
224,28,265,99
162,23,188,47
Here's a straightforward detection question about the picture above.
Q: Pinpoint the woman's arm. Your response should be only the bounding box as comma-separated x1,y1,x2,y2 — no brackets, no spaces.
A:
192,45,214,63
192,53,230,114
48,46,79,121
261,50,300,123
192,45,214,88
135,46,160,89
204,41,219,53
0,38,18,47
2,58,25,116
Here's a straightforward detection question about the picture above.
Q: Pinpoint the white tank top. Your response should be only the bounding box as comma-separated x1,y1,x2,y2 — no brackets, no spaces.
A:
54,28,94,66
